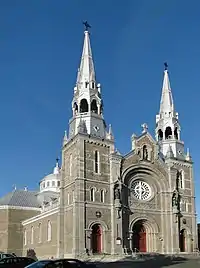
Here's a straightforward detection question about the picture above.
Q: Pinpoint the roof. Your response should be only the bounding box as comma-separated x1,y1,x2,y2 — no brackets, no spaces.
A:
0,190,41,208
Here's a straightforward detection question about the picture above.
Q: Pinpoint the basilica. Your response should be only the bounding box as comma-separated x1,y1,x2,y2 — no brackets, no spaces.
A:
0,27,197,258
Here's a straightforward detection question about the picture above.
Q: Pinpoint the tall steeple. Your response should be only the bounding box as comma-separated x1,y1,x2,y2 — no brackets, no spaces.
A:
155,63,184,158
159,63,175,116
68,24,108,140
76,30,95,86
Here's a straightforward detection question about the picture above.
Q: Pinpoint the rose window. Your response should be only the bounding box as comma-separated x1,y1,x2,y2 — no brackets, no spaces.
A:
131,180,151,200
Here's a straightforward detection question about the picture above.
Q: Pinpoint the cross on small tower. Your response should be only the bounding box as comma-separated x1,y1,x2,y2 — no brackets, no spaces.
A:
141,123,148,134
56,158,59,165
164,62,168,70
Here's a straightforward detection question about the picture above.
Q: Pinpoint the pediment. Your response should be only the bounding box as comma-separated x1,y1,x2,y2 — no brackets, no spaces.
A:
136,132,156,147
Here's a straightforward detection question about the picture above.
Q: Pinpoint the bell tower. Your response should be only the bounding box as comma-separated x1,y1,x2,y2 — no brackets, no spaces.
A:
69,25,107,139
155,63,184,158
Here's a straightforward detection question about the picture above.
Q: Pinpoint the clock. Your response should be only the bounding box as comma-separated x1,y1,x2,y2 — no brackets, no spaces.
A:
93,125,100,132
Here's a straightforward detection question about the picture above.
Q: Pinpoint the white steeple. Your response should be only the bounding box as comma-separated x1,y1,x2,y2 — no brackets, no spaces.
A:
159,63,175,116
156,63,184,158
76,30,95,86
68,23,109,140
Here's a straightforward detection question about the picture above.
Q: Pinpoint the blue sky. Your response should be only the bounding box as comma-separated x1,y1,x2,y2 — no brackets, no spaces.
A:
0,1,199,218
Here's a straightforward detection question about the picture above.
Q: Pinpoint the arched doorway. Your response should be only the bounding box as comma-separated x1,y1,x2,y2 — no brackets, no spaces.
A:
91,224,102,254
180,229,186,252
132,220,146,252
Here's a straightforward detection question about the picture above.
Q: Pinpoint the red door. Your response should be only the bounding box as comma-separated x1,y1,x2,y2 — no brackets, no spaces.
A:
139,231,146,252
96,226,102,253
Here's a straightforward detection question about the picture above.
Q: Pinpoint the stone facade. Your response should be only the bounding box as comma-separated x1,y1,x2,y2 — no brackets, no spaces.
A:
0,28,197,258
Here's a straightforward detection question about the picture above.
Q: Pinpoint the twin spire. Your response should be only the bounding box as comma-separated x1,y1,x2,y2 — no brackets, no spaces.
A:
76,27,96,86
159,63,175,116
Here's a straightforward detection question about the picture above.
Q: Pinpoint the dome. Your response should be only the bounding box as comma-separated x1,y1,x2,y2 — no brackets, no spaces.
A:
39,161,61,193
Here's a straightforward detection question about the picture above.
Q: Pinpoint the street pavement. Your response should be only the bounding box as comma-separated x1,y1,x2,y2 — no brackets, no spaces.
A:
93,256,200,268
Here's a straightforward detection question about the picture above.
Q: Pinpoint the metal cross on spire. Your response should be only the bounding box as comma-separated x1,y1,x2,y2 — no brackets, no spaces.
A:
164,62,168,70
83,21,91,31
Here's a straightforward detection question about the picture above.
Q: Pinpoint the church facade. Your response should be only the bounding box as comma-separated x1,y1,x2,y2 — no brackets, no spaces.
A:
0,28,197,258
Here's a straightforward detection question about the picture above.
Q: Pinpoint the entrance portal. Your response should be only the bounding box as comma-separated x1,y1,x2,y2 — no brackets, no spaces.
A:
132,220,146,252
180,229,186,252
91,224,102,254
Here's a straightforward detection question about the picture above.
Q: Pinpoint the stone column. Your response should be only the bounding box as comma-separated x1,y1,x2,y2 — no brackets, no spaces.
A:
109,152,123,255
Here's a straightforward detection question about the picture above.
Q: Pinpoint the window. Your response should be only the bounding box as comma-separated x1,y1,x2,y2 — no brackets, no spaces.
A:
100,190,105,203
24,229,27,245
57,181,60,187
69,154,72,176
179,170,184,189
47,181,50,187
38,223,42,243
47,221,52,241
90,188,95,202
31,226,34,244
94,150,99,173
52,181,55,187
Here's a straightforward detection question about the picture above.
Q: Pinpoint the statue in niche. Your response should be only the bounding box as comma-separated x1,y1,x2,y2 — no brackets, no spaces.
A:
172,190,178,207
114,186,120,200
143,145,148,160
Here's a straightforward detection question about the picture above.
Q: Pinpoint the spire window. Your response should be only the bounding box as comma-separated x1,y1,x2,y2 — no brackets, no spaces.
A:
80,99,89,113
94,150,100,173
73,102,78,113
174,127,178,140
158,129,163,141
165,126,172,140
91,99,98,113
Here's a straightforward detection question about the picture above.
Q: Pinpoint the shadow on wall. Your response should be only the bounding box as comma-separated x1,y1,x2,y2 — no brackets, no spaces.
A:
93,255,189,268
26,249,38,261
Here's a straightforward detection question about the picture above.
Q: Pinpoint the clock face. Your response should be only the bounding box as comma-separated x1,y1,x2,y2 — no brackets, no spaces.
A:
93,125,100,132
131,180,151,201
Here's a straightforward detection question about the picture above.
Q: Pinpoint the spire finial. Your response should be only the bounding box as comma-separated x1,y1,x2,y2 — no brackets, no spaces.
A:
53,158,60,175
83,21,91,32
164,62,168,71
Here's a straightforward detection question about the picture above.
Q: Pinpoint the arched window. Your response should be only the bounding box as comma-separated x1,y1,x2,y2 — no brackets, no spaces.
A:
165,126,172,139
174,127,178,140
158,129,163,141
80,99,89,113
31,226,34,244
38,223,42,243
73,102,78,113
91,99,98,113
94,150,100,173
47,221,52,241
100,190,105,203
90,188,95,202
69,154,72,176
57,181,60,187
24,229,27,245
